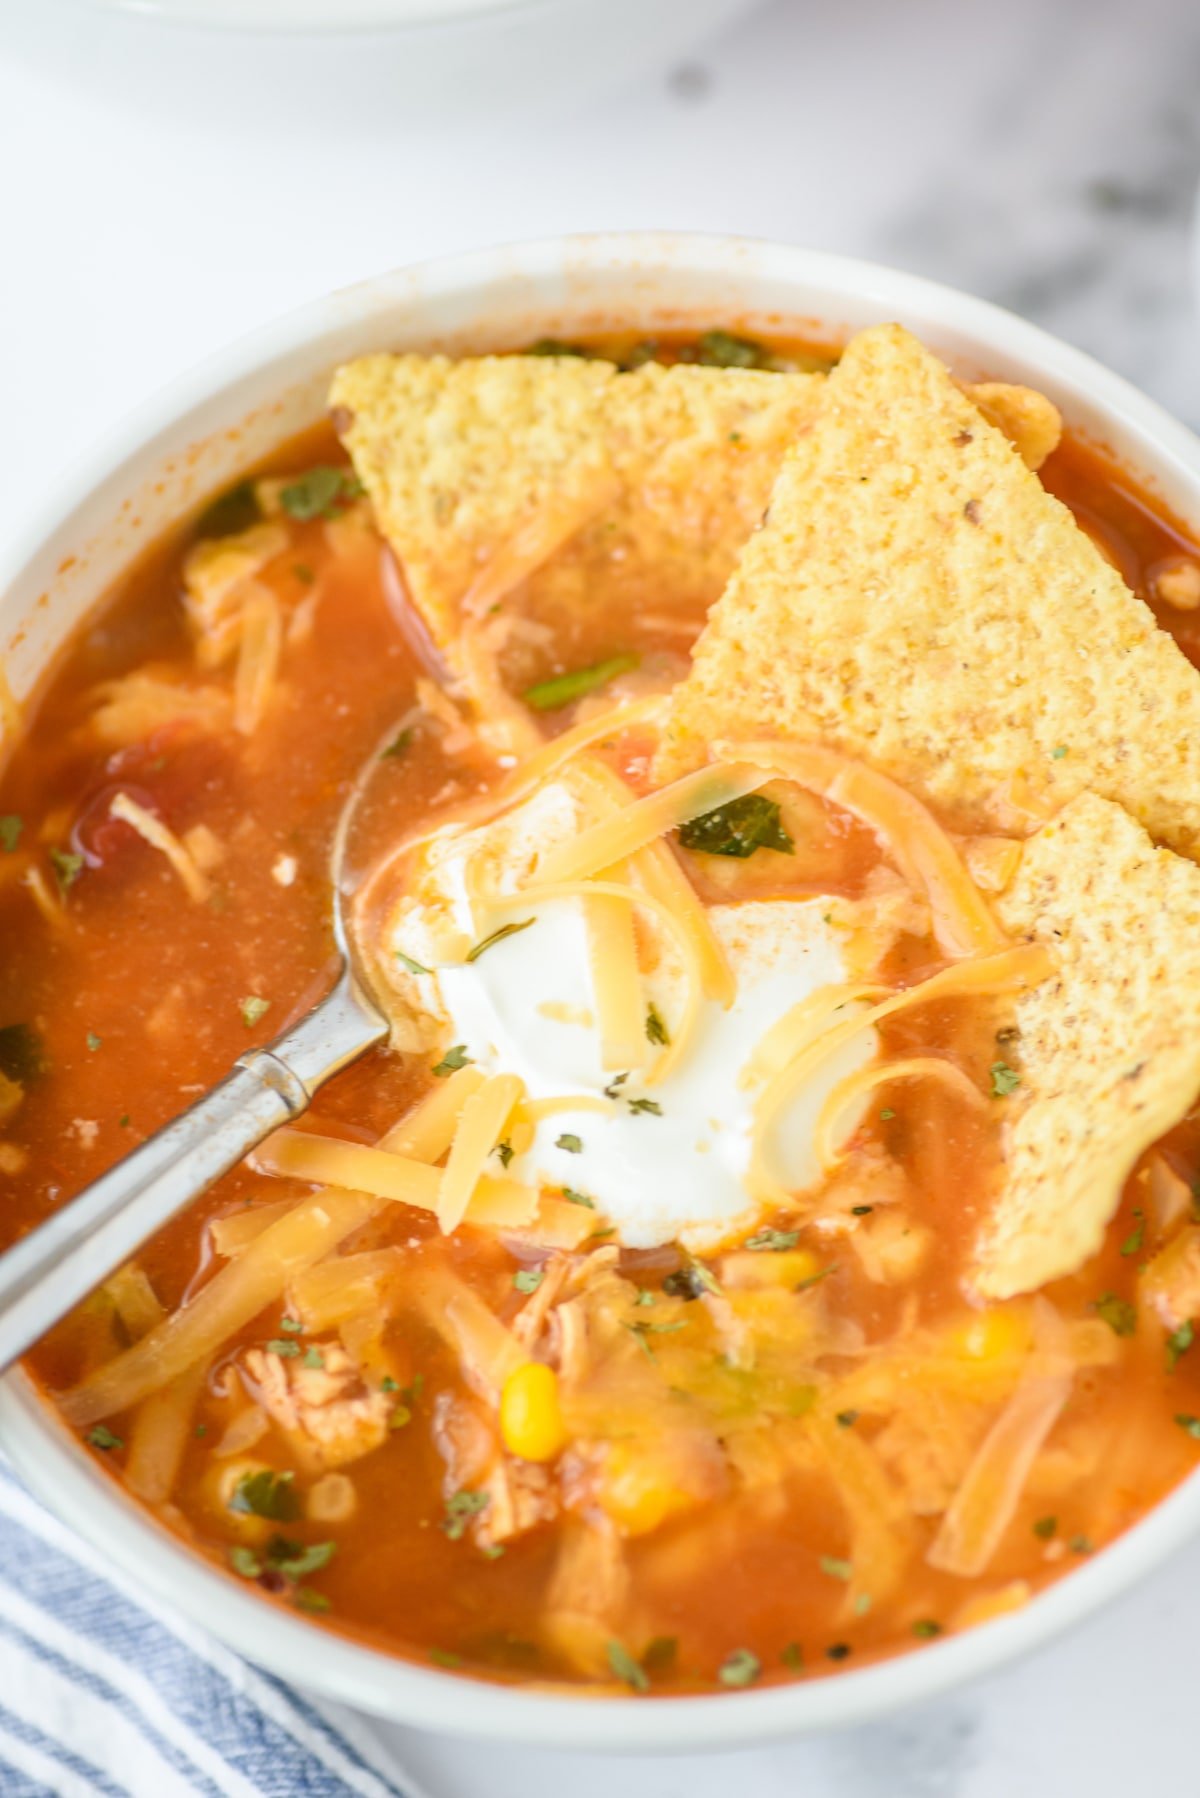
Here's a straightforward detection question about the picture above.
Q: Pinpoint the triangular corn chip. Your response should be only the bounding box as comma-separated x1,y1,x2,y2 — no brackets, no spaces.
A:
660,323,1200,859
978,792,1200,1297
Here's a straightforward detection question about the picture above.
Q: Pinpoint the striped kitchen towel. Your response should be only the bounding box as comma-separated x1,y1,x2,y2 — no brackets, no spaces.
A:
0,1463,425,1798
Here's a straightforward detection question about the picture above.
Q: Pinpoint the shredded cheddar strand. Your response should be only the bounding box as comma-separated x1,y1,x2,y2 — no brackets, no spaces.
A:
813,1055,988,1171
534,763,772,888
437,1074,526,1233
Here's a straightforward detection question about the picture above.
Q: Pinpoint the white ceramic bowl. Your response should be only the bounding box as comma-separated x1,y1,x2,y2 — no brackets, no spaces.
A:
4,233,1200,1751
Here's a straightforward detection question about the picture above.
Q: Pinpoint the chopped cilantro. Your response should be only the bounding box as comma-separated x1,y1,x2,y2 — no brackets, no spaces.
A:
718,1647,761,1687
663,1264,713,1301
495,1139,514,1169
194,1424,207,1439
854,1592,873,1616
911,1619,942,1640
645,1003,670,1047
796,1263,835,1293
380,1375,399,1392
239,995,271,1028
1051,745,1068,760
196,479,260,538
695,330,767,369
781,1642,804,1670
1033,1515,1057,1539
642,1635,678,1674
382,728,413,760
1168,1319,1195,1370
819,1555,853,1582
605,1639,648,1693
443,1489,489,1541
279,466,362,520
525,654,640,712
429,1647,462,1669
279,1316,303,1333
230,1545,262,1578
1175,1414,1200,1439
1092,1292,1136,1337
745,1228,799,1253
1069,1535,1094,1556
229,1469,300,1521
480,1542,505,1560
556,1133,583,1153
628,1097,662,1117
293,1587,332,1613
267,1338,301,1357
527,338,589,358
1120,1211,1145,1257
432,1045,472,1077
86,1031,102,1052
835,1410,859,1429
302,1346,324,1370
50,848,83,893
269,1538,336,1580
514,1268,544,1294
85,1425,122,1452
293,562,315,585
602,1072,629,1100
0,816,21,853
879,1107,896,1121
562,1188,594,1208
827,1643,851,1661
119,1114,131,1128
466,919,535,962
395,948,431,977
634,1289,655,1306
850,1204,874,1217
990,1060,1021,1097
678,793,794,859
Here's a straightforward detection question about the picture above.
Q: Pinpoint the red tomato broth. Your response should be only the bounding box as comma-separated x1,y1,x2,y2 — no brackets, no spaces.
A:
2,337,1200,1693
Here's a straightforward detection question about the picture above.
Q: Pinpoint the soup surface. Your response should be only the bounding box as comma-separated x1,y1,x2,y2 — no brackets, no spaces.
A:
5,325,1200,1696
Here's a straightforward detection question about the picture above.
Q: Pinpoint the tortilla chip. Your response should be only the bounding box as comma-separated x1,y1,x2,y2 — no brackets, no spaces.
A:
975,792,1200,1297
965,381,1061,470
660,324,1200,860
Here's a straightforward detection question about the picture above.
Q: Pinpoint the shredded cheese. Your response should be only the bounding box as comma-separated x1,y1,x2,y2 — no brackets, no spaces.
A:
813,1056,988,1171
377,1063,486,1160
738,983,890,1092
535,763,771,888
437,1073,525,1233
633,839,736,1008
459,472,623,620
716,741,1007,960
584,881,646,1073
23,865,68,930
110,791,211,903
253,1124,536,1229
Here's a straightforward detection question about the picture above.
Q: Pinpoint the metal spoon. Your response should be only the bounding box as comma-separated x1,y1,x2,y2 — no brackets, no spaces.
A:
0,722,407,1372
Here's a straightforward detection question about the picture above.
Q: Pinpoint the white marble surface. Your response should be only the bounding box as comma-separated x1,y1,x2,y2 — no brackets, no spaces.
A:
3,0,1200,1790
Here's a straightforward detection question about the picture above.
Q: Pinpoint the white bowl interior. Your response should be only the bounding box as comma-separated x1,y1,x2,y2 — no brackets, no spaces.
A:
4,233,1200,1749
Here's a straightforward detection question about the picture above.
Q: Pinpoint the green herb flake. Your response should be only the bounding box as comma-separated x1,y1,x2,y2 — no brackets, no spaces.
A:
395,948,431,977
678,793,794,860
267,1338,302,1358
0,816,22,853
239,995,271,1028
514,1268,544,1294
645,1004,670,1047
695,329,767,369
432,1045,472,1077
382,728,413,761
302,1346,325,1370
836,1409,859,1429
50,848,84,893
1092,1292,1137,1337
1168,1319,1195,1370
819,1555,853,1582
279,466,360,521
480,1542,505,1561
1175,1413,1200,1439
556,1133,583,1153
229,1469,300,1521
879,1107,896,1121
466,919,535,962
1033,1515,1058,1540
1120,1211,1145,1257
524,654,639,712
850,1204,874,1217
911,1619,942,1640
562,1187,595,1208
628,1097,662,1117
1051,745,1069,760
527,338,589,359
642,1635,677,1674
380,1376,399,1392
827,1643,851,1661
86,1032,102,1052
718,1647,761,1688
606,1639,649,1693
495,1139,514,1169
429,1648,462,1669
85,1425,122,1452
781,1642,804,1671
603,1072,629,1099
990,1060,1021,1097
196,479,261,538
194,1424,207,1439
279,1315,304,1333
230,1545,263,1578
634,1288,656,1307
293,1587,332,1614
1069,1535,1094,1556
269,1538,336,1580
745,1227,800,1253
292,562,315,585
119,1114,131,1129
443,1489,489,1541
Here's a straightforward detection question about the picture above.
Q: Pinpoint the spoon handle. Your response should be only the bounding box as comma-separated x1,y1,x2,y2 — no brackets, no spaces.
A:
0,971,388,1373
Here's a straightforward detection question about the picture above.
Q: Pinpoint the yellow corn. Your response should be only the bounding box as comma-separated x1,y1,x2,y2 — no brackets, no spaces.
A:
499,1362,567,1463
950,1306,1030,1361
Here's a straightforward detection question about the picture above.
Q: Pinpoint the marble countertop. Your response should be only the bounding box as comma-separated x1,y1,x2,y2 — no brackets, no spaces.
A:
2,0,1200,1790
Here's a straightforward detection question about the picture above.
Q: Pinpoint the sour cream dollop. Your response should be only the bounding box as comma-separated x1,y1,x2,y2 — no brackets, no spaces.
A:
386,782,876,1250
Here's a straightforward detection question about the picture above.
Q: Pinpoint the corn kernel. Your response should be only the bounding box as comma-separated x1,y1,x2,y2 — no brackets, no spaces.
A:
499,1361,567,1463
951,1307,1030,1360
597,1440,697,1536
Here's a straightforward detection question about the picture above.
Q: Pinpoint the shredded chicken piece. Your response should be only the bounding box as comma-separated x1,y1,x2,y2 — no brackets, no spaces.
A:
240,1341,389,1471
512,1254,570,1351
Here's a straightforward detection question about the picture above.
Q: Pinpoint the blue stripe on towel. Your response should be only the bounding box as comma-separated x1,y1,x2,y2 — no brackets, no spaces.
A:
0,1464,416,1798
0,1694,130,1796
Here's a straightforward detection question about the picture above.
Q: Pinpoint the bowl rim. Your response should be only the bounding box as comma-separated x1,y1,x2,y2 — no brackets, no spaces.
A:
4,229,1200,1751
65,0,621,39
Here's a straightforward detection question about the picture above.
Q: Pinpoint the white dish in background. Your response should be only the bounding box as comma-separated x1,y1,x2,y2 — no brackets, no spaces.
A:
4,232,1200,1751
